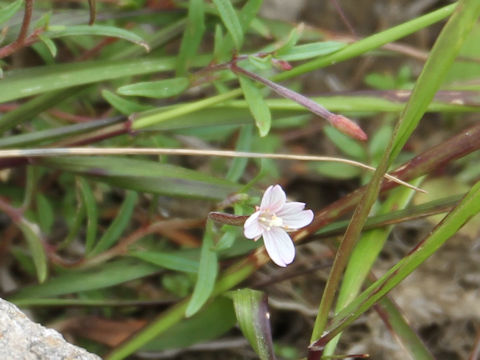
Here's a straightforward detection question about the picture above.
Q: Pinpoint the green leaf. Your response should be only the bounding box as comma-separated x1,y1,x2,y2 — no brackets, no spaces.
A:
239,76,271,137
213,24,225,60
185,221,218,317
101,89,152,115
324,180,480,344
38,35,57,58
176,0,205,75
275,24,304,54
141,296,236,351
0,57,210,103
39,156,241,201
324,178,423,355
232,289,276,360
44,24,149,52
35,193,54,234
313,162,361,180
389,0,480,162
0,0,23,26
131,250,199,274
77,178,98,253
9,259,159,300
226,125,253,182
212,0,244,50
90,191,138,256
18,219,48,283
369,123,393,165
117,77,189,98
324,125,367,160
277,41,346,62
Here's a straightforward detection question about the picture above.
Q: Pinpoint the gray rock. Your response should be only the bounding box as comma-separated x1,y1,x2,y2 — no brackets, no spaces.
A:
0,298,101,360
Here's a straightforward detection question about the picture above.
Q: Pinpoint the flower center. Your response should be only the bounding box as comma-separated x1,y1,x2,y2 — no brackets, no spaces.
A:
258,211,283,230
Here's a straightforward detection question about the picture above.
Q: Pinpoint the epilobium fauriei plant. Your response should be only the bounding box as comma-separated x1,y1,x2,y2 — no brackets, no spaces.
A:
244,185,314,267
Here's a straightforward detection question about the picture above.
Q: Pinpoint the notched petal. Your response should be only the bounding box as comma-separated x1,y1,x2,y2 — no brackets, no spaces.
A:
260,184,286,212
262,227,295,267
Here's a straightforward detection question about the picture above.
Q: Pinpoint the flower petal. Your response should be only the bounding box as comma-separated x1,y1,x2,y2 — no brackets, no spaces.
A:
260,184,286,212
276,202,305,216
262,227,295,267
281,209,314,230
244,212,263,239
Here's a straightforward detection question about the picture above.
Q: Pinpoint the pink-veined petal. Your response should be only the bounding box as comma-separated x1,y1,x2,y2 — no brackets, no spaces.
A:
244,212,263,239
260,184,286,212
262,227,295,267
281,209,314,229
276,202,305,216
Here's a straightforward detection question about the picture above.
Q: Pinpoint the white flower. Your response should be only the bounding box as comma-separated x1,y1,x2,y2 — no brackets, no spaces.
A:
243,185,314,267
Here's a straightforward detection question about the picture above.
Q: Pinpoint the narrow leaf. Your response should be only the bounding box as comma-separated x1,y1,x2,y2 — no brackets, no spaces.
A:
101,89,152,115
226,125,253,181
277,41,346,62
39,156,241,201
18,219,48,283
35,193,54,234
38,35,58,58
232,289,276,360
117,77,189,98
77,178,98,253
0,57,211,103
239,76,271,136
9,259,159,300
131,250,199,274
212,0,244,50
45,24,149,52
320,180,480,346
185,221,218,317
0,0,23,26
90,191,137,256
176,0,205,75
141,297,236,351
389,0,480,162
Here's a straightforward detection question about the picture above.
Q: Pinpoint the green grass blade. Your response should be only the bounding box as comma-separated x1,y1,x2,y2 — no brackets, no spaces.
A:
322,180,480,345
0,57,209,103
0,116,124,148
390,0,480,162
226,125,253,182
117,77,189,98
78,178,98,253
45,24,149,51
232,289,276,360
176,0,205,76
39,156,241,200
324,178,423,355
310,0,480,345
9,259,159,300
239,76,272,136
141,296,236,352
0,87,87,133
102,90,153,115
130,250,199,274
274,3,457,82
375,294,435,360
0,0,23,26
185,221,218,317
89,191,138,256
212,0,244,50
18,219,48,283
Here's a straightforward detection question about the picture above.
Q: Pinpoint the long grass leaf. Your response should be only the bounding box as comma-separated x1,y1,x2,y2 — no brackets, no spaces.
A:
212,0,244,50
89,191,137,256
185,221,218,317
